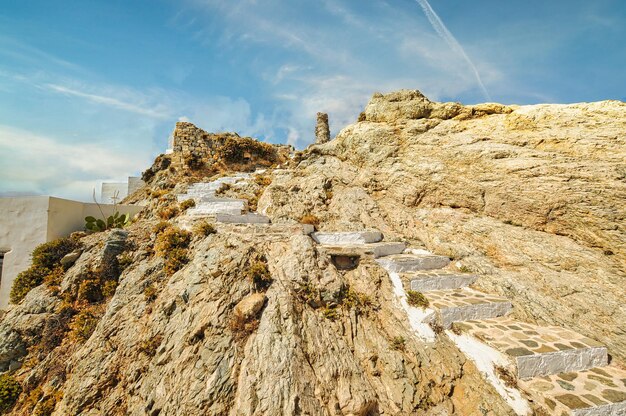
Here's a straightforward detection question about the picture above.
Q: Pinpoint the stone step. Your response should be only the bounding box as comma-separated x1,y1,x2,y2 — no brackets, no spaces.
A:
311,231,383,245
319,242,406,259
408,270,477,292
452,317,608,379
216,213,270,224
426,288,512,328
376,253,450,273
187,200,246,216
177,194,242,203
519,366,626,415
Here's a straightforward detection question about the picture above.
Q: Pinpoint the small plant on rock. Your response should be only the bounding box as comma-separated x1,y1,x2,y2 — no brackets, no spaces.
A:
322,307,338,321
244,260,272,290
406,290,429,308
69,309,99,342
144,284,158,303
390,336,406,351
458,265,472,273
138,335,163,357
0,373,22,413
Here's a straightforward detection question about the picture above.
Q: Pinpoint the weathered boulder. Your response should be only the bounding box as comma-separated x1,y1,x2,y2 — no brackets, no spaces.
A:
233,292,266,320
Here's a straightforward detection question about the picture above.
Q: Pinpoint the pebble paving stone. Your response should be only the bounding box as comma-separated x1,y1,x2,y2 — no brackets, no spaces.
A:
405,269,477,292
519,365,626,415
424,288,512,327
453,317,606,360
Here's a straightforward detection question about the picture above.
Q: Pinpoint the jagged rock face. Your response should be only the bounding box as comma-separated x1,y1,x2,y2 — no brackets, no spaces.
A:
260,91,626,362
38,228,509,415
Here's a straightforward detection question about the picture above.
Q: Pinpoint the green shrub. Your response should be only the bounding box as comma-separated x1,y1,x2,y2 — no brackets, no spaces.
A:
10,237,81,304
406,290,429,308
193,221,217,237
0,373,22,412
32,237,81,270
85,212,130,232
10,266,49,304
322,307,338,321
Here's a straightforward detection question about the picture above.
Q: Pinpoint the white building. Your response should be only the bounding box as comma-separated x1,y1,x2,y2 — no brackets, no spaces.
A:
0,196,142,309
100,176,144,204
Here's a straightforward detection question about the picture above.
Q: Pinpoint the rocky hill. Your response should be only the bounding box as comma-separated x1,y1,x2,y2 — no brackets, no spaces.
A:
0,91,624,415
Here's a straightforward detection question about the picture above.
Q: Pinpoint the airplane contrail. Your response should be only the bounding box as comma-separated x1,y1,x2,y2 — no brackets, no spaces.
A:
414,0,491,101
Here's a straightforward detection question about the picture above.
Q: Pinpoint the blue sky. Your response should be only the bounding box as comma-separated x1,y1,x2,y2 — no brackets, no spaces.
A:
1,0,624,200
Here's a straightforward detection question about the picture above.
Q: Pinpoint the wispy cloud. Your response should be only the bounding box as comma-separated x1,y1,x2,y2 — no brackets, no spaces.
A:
414,0,491,101
44,83,170,119
180,0,502,146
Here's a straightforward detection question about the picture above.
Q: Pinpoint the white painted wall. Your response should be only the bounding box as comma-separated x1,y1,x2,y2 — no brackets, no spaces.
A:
0,196,142,309
101,182,127,203
0,197,50,308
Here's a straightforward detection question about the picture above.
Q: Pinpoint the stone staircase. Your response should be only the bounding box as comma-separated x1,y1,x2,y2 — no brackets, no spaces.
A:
310,230,626,416
177,173,270,224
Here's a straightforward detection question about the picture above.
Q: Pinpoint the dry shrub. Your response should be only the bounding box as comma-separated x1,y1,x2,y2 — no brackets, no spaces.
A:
155,227,192,275
390,336,406,351
150,189,168,198
244,260,272,290
218,137,276,165
229,311,259,340
69,308,100,342
215,183,231,195
158,206,180,220
193,221,217,237
144,285,158,303
254,174,272,187
180,199,196,211
155,227,192,256
138,335,163,357
494,365,517,388
153,221,170,235
300,214,320,227
10,237,81,304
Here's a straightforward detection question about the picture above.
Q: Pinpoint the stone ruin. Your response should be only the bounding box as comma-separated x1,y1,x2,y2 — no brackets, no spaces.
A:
170,122,290,171
315,112,330,144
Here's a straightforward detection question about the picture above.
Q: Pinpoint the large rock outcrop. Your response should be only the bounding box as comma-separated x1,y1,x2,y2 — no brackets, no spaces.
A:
260,90,626,362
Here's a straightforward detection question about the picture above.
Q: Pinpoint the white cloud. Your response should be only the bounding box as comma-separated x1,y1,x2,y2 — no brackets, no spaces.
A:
0,125,152,201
